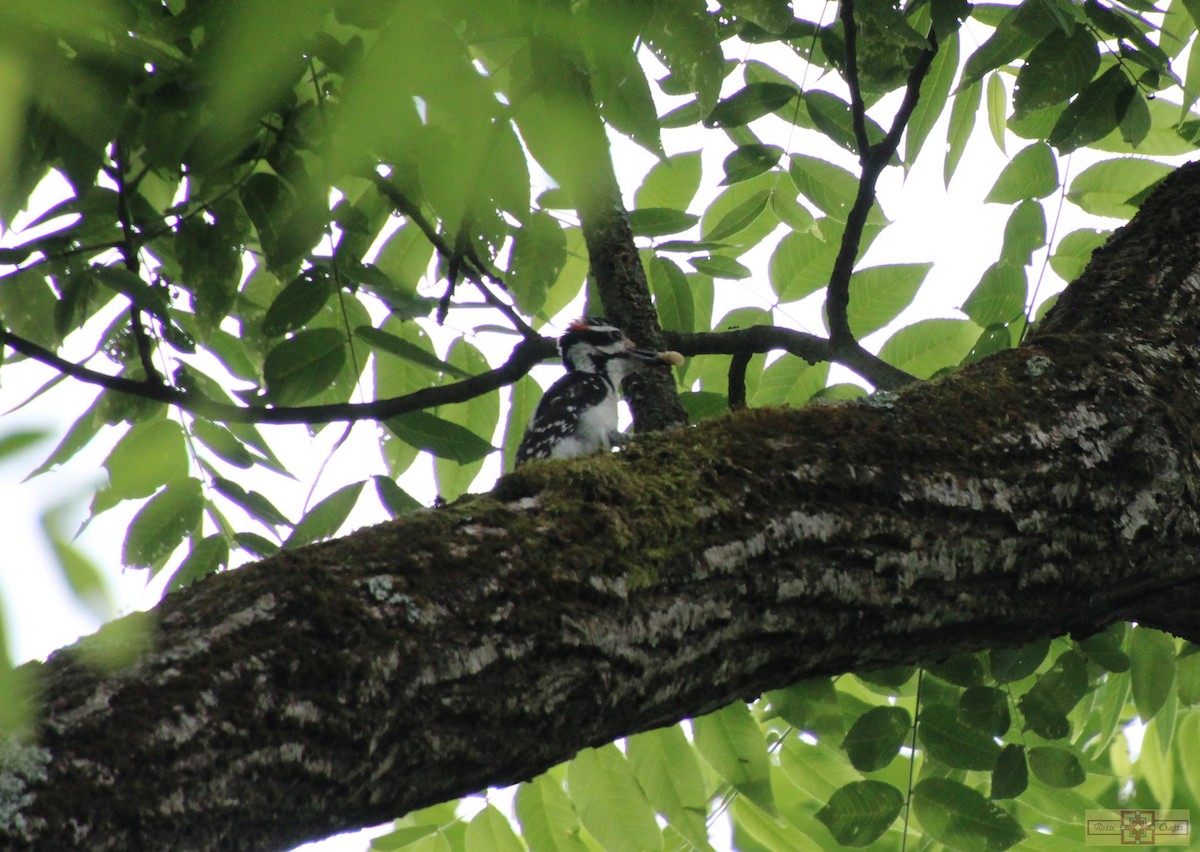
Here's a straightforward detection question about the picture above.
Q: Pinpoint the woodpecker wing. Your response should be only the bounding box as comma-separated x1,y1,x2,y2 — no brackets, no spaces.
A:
516,372,615,465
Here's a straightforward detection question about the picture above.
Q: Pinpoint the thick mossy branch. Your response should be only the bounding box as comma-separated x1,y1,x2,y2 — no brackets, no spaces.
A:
7,162,1200,851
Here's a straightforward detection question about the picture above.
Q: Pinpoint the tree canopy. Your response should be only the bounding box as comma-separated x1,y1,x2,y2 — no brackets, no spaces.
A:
3,0,1200,850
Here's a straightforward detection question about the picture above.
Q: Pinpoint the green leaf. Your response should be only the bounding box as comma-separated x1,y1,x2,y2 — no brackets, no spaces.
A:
989,638,1050,683
645,3,724,116
567,744,662,852
0,429,47,460
262,269,332,337
166,535,230,591
92,265,171,324
846,263,931,338
768,678,845,741
721,144,783,184
1019,650,1088,740
702,187,771,244
704,81,797,127
1078,623,1131,673
122,478,204,570
805,90,887,155
843,706,911,772
991,744,1028,799
961,263,1027,327
912,777,1025,851
385,411,494,464
1012,25,1100,119
104,419,189,500
1185,36,1200,115
769,189,818,233
263,328,347,406
540,228,589,323
985,142,1059,204
373,223,434,291
693,702,775,815
907,31,959,170
42,508,114,619
647,255,695,334
1049,228,1109,284
465,804,523,852
1067,158,1173,219
986,73,1007,153
1119,91,1151,149
788,153,860,219
433,339,498,500
753,358,830,407
945,80,981,187
877,319,981,379
1178,646,1200,707
508,211,567,316
1048,66,1137,154
919,704,1001,771
0,269,61,349
960,3,1048,89
960,686,1011,737
928,653,985,687
691,254,752,279
628,207,700,237
769,226,834,303
192,418,254,469
1131,626,1176,723
588,37,662,155
213,477,292,529
373,475,423,518
636,151,703,211
724,0,793,33
356,327,470,378
627,725,710,849
515,773,589,852
285,481,366,548
1028,746,1086,788
1000,199,1047,268
815,780,904,847
234,532,280,559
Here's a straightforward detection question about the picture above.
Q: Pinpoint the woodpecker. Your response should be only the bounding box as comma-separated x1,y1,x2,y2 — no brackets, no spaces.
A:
515,317,684,466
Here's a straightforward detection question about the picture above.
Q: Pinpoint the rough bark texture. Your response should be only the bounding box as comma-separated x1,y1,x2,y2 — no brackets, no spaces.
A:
4,163,1200,850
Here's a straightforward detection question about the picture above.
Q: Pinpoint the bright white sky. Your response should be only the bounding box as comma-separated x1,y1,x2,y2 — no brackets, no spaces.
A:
0,13,1180,850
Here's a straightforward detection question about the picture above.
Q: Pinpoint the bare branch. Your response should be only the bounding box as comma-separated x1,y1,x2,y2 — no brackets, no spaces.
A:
370,175,538,340
727,351,750,410
0,326,555,425
838,0,872,160
825,26,939,376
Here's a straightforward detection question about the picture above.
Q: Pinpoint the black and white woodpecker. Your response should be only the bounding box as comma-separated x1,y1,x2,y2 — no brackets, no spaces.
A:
515,317,684,466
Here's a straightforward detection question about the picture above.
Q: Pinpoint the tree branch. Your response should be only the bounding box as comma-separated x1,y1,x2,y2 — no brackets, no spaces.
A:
112,138,165,386
370,175,538,341
0,327,555,425
838,0,872,159
825,23,939,374
8,160,1200,851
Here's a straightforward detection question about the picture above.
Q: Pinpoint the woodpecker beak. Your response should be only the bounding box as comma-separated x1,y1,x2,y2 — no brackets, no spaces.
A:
624,342,685,367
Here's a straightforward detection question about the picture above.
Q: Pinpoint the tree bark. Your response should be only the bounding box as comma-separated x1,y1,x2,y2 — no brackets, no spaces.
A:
5,162,1200,850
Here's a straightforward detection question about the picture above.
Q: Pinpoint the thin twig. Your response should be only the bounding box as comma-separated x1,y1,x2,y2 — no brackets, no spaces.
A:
370,174,537,339
826,27,939,359
0,325,556,426
113,138,165,385
838,0,872,159
727,351,751,410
